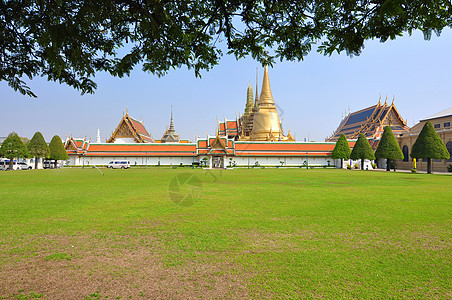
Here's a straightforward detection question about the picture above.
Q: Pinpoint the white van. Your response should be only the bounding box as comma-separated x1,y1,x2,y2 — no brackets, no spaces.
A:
107,160,130,169
0,160,21,171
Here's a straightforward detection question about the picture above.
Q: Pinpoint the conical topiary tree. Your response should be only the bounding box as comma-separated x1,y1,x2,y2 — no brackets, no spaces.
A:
0,132,29,169
331,134,351,169
49,135,68,168
375,126,403,171
410,121,450,174
28,131,50,169
350,133,375,170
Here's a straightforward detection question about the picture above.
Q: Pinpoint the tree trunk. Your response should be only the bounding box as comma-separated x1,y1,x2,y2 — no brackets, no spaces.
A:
386,159,390,171
35,157,39,170
9,159,13,170
54,160,58,169
427,158,432,174
341,158,343,169
361,159,364,170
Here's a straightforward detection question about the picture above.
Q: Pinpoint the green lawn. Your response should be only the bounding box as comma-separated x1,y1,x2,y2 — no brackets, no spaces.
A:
0,168,450,299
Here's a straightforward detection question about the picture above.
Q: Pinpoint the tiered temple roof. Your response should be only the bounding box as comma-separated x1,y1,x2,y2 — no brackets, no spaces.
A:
326,97,409,143
107,110,153,143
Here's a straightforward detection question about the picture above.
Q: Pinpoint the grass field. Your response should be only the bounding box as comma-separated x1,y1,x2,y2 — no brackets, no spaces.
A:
0,168,451,299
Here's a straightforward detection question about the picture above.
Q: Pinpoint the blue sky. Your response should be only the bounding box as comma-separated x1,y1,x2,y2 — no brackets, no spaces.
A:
1,29,451,142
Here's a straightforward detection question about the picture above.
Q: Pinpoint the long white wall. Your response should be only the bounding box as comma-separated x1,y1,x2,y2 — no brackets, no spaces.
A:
69,155,197,166
197,155,334,168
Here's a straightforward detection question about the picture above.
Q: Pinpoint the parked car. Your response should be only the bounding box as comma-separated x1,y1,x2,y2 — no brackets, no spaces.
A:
0,160,21,170
43,161,52,169
19,162,33,170
107,160,130,169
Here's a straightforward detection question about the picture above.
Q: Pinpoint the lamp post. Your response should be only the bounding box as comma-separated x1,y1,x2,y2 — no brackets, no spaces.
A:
145,152,148,169
192,151,195,169
306,153,309,169
82,153,85,169
248,153,250,169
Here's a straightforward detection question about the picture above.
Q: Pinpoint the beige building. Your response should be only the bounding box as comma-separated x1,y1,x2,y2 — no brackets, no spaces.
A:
396,107,452,172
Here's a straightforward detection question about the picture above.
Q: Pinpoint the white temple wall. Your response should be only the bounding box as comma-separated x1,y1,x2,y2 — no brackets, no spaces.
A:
113,138,136,143
228,156,333,167
68,154,337,168
68,155,198,166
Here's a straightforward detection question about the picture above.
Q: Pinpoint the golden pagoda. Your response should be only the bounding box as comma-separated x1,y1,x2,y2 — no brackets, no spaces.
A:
250,63,286,141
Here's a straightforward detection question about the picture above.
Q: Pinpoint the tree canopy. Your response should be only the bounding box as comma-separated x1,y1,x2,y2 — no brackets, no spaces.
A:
375,126,403,160
411,121,450,160
331,134,351,160
28,131,50,168
0,132,29,160
49,135,69,161
2,0,452,97
350,134,375,161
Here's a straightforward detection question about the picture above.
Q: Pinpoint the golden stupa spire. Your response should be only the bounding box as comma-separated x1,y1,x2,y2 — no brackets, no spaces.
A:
255,67,259,107
250,57,285,141
259,53,275,106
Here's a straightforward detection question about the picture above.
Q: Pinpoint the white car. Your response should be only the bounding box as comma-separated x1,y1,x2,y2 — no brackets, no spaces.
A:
107,160,130,169
19,162,33,170
0,160,21,170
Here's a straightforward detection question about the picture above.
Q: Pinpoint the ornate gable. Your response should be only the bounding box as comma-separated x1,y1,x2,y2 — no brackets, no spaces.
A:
107,112,153,143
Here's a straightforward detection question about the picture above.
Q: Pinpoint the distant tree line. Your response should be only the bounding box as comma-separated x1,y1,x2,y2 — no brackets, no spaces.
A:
331,121,450,174
0,131,68,169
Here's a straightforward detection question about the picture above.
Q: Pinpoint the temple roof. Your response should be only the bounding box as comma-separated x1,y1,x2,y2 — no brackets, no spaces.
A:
107,111,153,143
420,107,452,121
327,98,409,142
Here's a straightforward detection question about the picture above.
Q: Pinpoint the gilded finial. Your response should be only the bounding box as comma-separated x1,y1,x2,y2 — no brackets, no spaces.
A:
392,95,395,105
378,94,381,105
123,109,124,116
384,95,387,106
126,107,128,115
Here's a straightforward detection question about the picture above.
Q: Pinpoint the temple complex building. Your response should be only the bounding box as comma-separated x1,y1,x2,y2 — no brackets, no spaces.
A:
395,107,452,172
326,97,409,148
64,65,338,168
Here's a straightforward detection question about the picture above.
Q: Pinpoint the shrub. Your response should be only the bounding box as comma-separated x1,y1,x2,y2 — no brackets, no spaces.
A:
371,163,377,169
354,163,359,169
346,164,352,170
411,168,417,173
447,165,452,172
331,134,351,169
